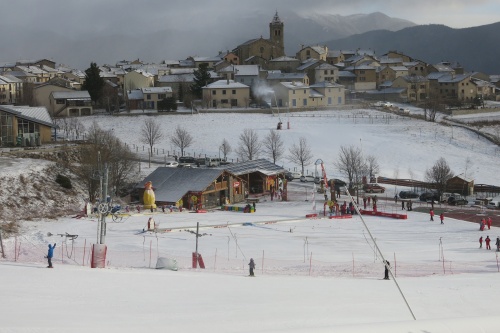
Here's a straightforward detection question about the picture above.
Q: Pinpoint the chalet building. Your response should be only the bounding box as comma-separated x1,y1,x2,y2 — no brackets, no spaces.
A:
124,70,154,92
33,78,76,113
16,59,56,69
326,50,345,66
233,12,285,65
136,168,246,209
272,81,344,109
446,174,474,196
344,65,377,91
157,71,195,99
220,159,287,199
382,51,414,63
15,66,50,83
49,91,93,117
0,105,55,147
202,80,250,109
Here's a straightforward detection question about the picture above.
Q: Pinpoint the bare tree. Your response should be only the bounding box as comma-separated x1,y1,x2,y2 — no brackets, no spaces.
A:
141,118,163,159
220,138,232,161
425,157,454,197
335,145,365,190
72,121,138,202
365,155,380,181
287,137,313,175
171,125,194,157
262,130,284,164
237,128,261,161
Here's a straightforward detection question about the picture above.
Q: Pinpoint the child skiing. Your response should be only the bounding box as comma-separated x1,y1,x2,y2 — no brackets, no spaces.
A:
439,212,444,224
496,237,500,252
479,236,483,248
429,209,434,221
46,243,56,268
248,258,256,276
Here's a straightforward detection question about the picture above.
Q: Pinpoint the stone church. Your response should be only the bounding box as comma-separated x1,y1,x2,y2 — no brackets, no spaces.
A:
233,11,285,66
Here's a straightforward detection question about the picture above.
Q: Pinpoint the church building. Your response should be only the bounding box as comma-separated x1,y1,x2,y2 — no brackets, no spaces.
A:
233,11,285,66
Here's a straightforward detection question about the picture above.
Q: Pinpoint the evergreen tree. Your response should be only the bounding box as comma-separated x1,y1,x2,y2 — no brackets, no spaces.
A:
190,63,211,99
82,62,105,104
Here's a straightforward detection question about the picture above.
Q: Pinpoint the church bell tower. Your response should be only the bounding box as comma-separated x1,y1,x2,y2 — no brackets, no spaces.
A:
269,11,284,56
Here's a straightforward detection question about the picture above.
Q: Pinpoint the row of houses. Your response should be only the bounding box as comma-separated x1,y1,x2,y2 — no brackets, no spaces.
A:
1,11,500,117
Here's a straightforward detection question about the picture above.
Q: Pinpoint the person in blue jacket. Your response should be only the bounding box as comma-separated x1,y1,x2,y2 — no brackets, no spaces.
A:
46,243,56,268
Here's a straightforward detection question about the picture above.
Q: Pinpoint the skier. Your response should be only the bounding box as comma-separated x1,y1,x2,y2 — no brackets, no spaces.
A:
479,236,483,248
440,212,444,224
383,260,390,280
401,200,405,210
363,196,367,209
248,258,256,276
485,236,491,250
46,243,56,268
487,217,492,230
429,209,434,221
480,219,485,231
496,237,500,252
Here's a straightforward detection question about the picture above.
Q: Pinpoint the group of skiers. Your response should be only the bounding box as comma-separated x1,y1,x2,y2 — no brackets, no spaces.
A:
429,209,445,224
479,236,500,251
479,217,492,231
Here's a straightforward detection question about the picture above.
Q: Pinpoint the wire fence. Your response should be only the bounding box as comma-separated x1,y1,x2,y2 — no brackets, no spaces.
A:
3,237,500,278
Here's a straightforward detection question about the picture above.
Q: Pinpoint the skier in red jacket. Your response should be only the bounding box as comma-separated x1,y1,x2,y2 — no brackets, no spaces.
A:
429,209,434,221
485,236,491,250
439,213,444,224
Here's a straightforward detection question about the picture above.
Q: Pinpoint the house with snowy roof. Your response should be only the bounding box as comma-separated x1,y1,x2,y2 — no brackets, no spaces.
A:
0,104,55,147
296,60,339,85
271,81,344,109
202,80,250,109
391,75,429,102
124,70,155,91
0,75,22,104
296,45,328,62
49,91,92,117
126,87,173,110
376,66,409,87
427,73,477,102
267,56,300,72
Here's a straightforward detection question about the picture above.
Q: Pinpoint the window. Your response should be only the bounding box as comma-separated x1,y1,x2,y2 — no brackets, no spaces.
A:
221,99,228,104
212,90,216,95
222,90,226,95
328,97,332,105
324,70,328,75
292,90,295,95
158,94,166,100
303,99,307,106
232,90,236,94
337,96,342,104
292,99,296,107
56,99,65,104
231,99,237,107
146,94,151,100
260,47,264,53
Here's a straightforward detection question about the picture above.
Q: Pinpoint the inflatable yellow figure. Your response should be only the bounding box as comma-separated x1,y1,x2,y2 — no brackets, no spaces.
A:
143,181,157,210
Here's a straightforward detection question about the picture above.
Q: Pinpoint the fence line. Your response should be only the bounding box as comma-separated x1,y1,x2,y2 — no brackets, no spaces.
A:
2,239,498,278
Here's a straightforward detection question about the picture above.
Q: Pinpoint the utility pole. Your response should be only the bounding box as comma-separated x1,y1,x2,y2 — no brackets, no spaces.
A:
100,163,109,244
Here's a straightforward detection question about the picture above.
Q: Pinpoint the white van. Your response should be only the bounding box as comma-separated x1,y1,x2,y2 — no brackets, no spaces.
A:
205,157,221,167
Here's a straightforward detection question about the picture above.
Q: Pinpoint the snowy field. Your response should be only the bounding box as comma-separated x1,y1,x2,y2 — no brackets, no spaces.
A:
76,108,500,185
2,108,500,332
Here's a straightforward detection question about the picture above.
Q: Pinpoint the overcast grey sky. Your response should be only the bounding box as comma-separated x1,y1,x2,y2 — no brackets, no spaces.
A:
1,0,499,68
3,0,499,35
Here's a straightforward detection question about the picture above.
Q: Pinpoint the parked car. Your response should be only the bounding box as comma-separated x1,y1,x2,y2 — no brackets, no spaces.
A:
399,191,419,199
419,192,440,202
399,107,410,114
165,161,179,167
314,176,321,184
448,196,468,206
290,171,302,179
284,171,294,181
300,175,315,182
373,101,384,107
363,183,385,193
383,102,393,108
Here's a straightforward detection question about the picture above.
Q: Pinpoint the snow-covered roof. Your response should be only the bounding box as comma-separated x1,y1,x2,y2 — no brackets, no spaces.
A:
51,91,91,100
127,90,143,100
280,81,308,89
269,56,298,62
157,73,195,83
266,72,306,80
137,168,225,203
219,159,285,177
141,87,172,94
204,80,249,89
0,105,54,128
